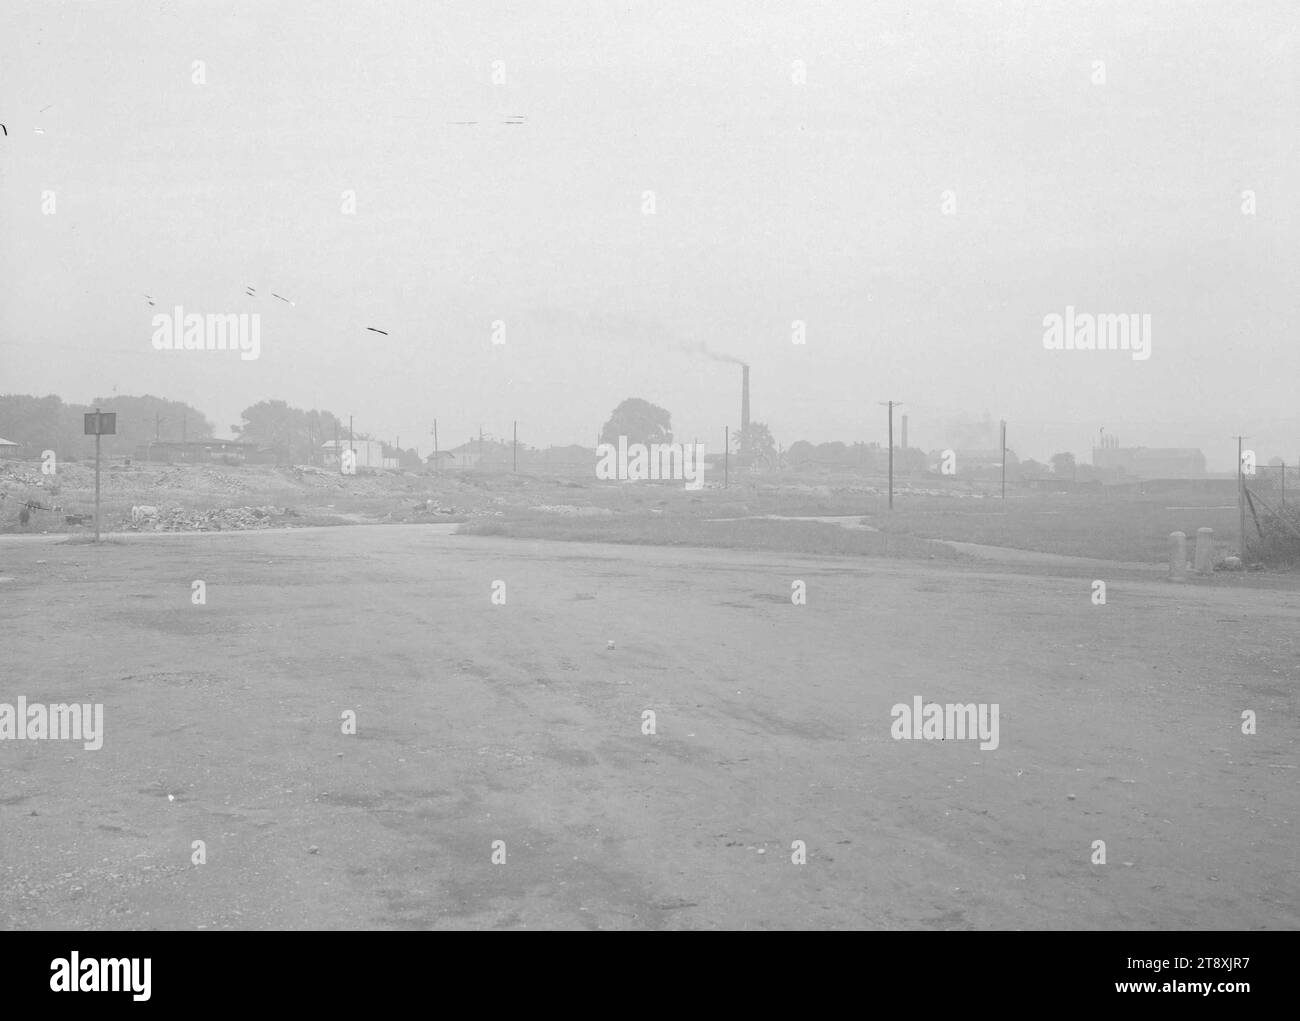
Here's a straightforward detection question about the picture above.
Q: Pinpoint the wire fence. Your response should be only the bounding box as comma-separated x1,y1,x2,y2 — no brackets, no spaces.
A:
1242,464,1300,559
1244,464,1293,507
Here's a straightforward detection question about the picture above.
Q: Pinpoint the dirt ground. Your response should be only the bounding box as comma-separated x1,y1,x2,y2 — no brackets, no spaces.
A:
1,524,1296,929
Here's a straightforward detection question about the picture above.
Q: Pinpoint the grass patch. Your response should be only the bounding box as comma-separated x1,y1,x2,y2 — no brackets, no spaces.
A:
869,494,1241,562
457,513,957,559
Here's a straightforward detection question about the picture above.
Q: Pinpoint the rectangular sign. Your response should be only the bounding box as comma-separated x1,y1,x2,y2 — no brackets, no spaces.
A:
84,412,116,435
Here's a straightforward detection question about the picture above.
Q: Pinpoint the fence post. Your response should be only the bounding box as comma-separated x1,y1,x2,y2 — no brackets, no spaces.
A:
1169,531,1187,581
1194,527,1214,575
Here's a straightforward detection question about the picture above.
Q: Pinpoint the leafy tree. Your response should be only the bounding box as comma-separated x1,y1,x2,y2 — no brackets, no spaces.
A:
0,393,214,459
735,421,776,464
786,440,817,465
599,398,672,447
816,441,851,464
1050,451,1076,475
0,394,67,453
83,394,213,457
237,400,343,464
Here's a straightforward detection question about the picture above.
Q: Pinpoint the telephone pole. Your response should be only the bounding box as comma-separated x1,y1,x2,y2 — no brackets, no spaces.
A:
878,401,902,509
1000,419,1007,500
93,409,102,542
1234,435,1248,557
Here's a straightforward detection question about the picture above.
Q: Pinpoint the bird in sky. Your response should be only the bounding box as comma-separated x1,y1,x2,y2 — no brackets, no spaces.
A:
366,327,389,336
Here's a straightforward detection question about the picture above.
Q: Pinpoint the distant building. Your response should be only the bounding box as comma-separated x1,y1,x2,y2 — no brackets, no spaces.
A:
1092,435,1205,478
321,439,395,470
429,440,497,468
0,437,19,458
426,449,490,469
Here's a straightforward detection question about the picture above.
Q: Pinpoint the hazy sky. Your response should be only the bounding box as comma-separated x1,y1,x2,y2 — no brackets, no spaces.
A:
2,0,1296,468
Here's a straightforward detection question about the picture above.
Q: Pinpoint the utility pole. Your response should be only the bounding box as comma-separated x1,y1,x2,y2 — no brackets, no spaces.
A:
431,420,439,466
879,401,902,509
94,409,102,542
1234,435,1248,556
1000,419,1007,500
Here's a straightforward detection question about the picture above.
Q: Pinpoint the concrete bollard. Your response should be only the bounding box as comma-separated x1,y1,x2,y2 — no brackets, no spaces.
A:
1169,531,1187,580
1194,527,1214,575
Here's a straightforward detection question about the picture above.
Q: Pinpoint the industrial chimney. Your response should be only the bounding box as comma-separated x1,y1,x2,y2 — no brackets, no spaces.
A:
741,364,750,436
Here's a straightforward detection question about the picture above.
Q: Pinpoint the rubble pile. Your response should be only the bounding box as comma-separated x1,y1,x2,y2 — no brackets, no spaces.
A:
413,499,461,515
530,504,615,517
0,463,47,487
136,466,253,496
131,505,300,532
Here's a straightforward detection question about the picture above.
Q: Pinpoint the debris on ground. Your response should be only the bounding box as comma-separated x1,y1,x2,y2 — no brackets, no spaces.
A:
129,505,301,532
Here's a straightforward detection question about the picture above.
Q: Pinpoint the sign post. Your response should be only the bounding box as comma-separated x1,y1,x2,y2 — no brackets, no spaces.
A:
84,410,116,541
1000,419,1007,500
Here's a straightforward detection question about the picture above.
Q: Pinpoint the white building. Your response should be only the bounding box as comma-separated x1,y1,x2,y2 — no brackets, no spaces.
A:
321,439,394,469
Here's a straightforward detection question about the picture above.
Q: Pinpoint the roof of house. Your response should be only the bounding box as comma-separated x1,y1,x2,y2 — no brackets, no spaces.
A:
0,437,18,446
321,439,382,449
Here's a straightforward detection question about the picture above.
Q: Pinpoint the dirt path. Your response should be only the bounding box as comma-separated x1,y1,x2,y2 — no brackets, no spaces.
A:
1,526,1296,929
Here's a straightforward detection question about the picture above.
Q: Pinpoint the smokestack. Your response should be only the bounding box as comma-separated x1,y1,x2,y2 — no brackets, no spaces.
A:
901,414,909,451
741,364,750,435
